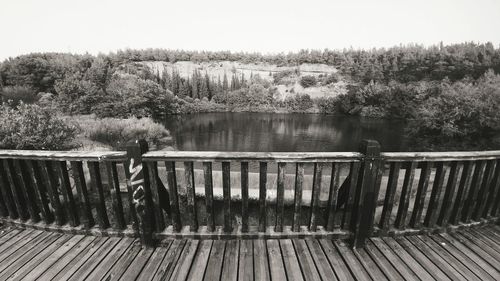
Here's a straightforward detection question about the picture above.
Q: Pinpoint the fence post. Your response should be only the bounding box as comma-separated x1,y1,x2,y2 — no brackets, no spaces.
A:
126,139,155,246
352,139,383,248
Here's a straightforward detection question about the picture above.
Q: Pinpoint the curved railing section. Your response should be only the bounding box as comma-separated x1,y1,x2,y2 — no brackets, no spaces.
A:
0,140,499,248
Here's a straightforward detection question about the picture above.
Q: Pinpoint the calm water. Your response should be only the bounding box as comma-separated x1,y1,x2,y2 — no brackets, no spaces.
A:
162,112,409,152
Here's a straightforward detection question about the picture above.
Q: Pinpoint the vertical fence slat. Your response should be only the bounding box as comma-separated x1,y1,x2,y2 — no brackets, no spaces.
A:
449,161,474,225
165,161,181,232
0,160,16,219
326,163,340,231
146,161,165,232
379,162,401,232
88,161,110,229
56,161,79,227
203,162,215,232
309,163,323,231
70,161,94,228
222,161,232,232
28,160,52,223
14,159,40,222
424,162,447,228
409,162,432,228
258,162,267,232
394,161,417,229
461,160,486,222
240,162,249,233
437,162,460,226
0,172,8,217
184,161,198,232
472,160,496,220
292,163,304,232
40,161,64,225
485,160,500,217
2,159,28,220
105,161,126,229
342,162,360,230
275,162,286,232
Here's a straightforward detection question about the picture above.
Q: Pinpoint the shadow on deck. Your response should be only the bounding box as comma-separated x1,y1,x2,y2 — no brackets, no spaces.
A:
0,225,499,281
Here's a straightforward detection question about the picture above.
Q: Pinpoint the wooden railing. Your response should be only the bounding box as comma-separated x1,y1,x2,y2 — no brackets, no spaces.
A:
0,140,499,248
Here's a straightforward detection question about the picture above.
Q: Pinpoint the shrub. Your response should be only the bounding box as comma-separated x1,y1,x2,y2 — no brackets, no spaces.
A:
284,94,313,111
300,75,317,88
316,97,339,114
0,103,79,150
0,85,38,105
273,70,295,84
74,116,170,150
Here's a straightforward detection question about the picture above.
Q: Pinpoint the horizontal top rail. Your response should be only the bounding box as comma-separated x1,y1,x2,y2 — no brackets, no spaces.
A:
381,150,500,162
0,150,127,161
142,151,364,162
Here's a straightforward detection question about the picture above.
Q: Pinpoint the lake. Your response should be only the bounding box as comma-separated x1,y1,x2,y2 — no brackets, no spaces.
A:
162,112,409,152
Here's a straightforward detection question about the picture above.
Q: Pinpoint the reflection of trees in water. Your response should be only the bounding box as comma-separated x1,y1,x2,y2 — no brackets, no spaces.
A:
162,113,407,152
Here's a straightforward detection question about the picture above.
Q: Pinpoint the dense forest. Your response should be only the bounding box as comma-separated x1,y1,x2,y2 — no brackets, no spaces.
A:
1,42,500,150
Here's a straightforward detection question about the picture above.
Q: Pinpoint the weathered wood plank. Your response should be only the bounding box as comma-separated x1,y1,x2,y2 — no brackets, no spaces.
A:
381,151,500,162
119,245,155,281
326,163,340,231
310,163,323,231
70,161,94,228
205,240,225,280
276,162,286,232
56,160,79,226
254,240,270,281
0,160,18,219
449,161,475,225
151,239,187,281
293,163,304,232
238,240,253,281
305,239,339,281
342,162,360,230
318,239,354,281
353,247,387,281
259,162,267,232
370,238,420,281
222,161,232,232
186,239,212,281
409,162,432,228
184,161,198,232
0,230,42,262
461,160,487,222
165,161,181,231
394,161,417,229
483,159,500,217
84,238,136,280
146,161,165,232
87,161,110,229
424,162,447,228
364,239,404,280
454,231,500,263
105,161,126,229
472,160,496,220
135,240,173,280
379,162,401,232
14,159,40,222
101,241,144,281
279,239,304,281
203,162,215,232
2,159,28,220
437,161,460,226
222,240,239,281
267,240,287,281
292,239,320,281
241,162,249,232
333,240,372,281
170,239,199,281
40,161,65,225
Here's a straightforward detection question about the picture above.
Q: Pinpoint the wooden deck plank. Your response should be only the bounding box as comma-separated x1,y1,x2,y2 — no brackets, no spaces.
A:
279,239,304,281
83,238,136,280
11,234,83,281
429,234,497,281
456,230,500,259
26,236,96,281
204,240,225,281
238,240,253,281
318,239,354,281
333,240,372,281
292,239,321,281
169,239,199,281
253,240,270,281
186,239,212,281
364,240,404,280
0,231,51,272
446,232,500,270
370,237,419,281
0,229,35,256
466,228,500,253
0,232,62,279
353,247,388,281
101,242,144,281
305,239,339,281
135,240,173,280
221,240,239,281
477,227,500,246
115,245,155,280
5,234,74,280
405,236,471,281
267,240,287,281
54,237,120,281
394,236,451,281
151,239,187,281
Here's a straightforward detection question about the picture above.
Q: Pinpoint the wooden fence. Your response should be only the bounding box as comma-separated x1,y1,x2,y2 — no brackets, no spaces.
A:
0,140,499,248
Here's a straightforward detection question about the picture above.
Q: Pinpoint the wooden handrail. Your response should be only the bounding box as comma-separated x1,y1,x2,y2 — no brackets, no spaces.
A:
381,151,500,161
0,150,127,161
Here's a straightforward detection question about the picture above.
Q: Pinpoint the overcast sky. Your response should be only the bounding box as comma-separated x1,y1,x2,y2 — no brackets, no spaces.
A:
1,0,499,60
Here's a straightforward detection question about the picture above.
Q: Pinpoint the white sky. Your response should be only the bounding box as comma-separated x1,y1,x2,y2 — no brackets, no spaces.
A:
1,0,500,60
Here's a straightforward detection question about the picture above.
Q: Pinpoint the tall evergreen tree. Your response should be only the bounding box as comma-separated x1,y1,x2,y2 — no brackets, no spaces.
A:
222,72,229,92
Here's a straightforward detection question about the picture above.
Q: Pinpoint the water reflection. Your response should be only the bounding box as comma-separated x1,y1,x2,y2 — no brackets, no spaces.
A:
162,112,408,152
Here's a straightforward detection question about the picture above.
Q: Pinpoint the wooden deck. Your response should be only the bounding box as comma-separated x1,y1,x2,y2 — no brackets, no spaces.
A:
0,225,499,280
